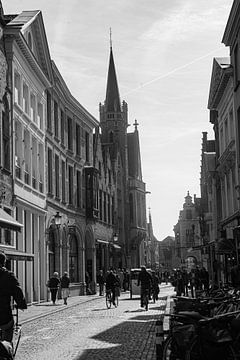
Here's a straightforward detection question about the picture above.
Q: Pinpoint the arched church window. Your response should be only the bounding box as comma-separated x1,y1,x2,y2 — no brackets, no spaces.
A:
69,234,79,282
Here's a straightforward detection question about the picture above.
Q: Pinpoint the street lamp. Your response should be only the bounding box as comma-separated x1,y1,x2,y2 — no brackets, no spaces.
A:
54,211,62,228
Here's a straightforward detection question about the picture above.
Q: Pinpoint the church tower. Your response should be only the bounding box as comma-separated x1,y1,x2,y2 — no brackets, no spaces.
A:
99,43,129,171
99,36,148,269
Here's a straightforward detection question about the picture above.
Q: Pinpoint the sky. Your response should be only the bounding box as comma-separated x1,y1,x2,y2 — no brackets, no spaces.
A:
2,0,234,241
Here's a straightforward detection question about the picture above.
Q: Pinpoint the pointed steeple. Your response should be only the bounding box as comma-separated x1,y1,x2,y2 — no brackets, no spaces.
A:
105,44,121,112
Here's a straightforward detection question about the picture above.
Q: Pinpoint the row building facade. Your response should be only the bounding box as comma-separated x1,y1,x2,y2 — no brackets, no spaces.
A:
0,4,148,303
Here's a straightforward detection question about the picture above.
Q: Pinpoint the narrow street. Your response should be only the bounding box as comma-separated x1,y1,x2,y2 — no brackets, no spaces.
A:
16,285,174,360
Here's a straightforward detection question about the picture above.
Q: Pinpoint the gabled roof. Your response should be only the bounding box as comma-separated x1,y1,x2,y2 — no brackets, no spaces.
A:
208,57,232,110
105,47,121,112
5,10,53,85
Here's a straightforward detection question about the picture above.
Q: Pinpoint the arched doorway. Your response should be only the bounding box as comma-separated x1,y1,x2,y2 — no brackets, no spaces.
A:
69,233,79,282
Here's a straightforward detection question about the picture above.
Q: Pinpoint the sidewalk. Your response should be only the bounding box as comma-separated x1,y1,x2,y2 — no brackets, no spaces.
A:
19,293,100,324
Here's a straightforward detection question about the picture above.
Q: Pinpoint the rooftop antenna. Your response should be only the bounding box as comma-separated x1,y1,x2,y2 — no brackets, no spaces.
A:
110,27,112,49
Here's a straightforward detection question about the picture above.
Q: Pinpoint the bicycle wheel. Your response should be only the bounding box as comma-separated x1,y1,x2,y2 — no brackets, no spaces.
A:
186,337,238,360
106,292,112,309
163,335,183,360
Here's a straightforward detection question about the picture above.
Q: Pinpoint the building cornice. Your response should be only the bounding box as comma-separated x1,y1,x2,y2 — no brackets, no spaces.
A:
4,26,51,88
222,0,240,47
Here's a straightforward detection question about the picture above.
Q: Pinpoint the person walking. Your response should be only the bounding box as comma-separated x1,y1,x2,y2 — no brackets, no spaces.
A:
0,252,27,343
60,272,70,305
97,270,105,296
137,266,152,307
105,269,118,306
47,272,60,305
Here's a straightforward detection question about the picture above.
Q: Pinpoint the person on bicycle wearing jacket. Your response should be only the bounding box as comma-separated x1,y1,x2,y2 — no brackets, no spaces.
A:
137,266,152,307
0,252,27,342
106,269,118,306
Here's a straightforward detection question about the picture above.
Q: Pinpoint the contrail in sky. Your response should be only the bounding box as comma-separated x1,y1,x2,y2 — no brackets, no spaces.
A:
123,47,224,96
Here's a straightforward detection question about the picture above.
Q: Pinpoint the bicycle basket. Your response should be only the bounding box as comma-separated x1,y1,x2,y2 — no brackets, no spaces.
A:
172,324,195,349
201,322,232,343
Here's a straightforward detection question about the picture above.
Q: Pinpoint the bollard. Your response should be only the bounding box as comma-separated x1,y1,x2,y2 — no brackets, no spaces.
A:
156,318,164,360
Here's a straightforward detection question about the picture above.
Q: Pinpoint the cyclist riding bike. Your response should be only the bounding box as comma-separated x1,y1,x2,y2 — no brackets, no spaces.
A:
105,269,118,307
137,266,152,308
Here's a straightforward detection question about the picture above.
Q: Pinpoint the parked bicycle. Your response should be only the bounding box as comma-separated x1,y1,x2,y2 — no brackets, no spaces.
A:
162,310,240,360
185,311,240,360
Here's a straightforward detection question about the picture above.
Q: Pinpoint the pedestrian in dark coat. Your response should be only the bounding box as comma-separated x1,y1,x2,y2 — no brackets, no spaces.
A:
106,269,118,306
137,266,153,307
0,252,27,342
60,272,70,305
47,272,60,305
97,270,105,296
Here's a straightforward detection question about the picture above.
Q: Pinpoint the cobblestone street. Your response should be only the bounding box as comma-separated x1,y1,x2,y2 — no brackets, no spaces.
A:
15,285,174,360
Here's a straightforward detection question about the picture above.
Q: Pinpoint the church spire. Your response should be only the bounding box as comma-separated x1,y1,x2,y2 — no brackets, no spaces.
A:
105,32,121,113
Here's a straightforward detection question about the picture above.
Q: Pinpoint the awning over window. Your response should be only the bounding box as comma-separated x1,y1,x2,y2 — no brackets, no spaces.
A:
0,208,23,232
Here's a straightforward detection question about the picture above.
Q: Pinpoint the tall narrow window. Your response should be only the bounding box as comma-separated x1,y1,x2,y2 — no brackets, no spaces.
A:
60,110,65,145
23,83,29,114
37,102,43,130
30,93,36,122
46,91,52,131
68,166,73,205
77,170,81,208
47,148,53,194
55,154,59,198
85,131,89,162
67,117,73,151
62,160,65,203
103,192,106,222
14,72,21,105
54,101,59,138
76,124,81,156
